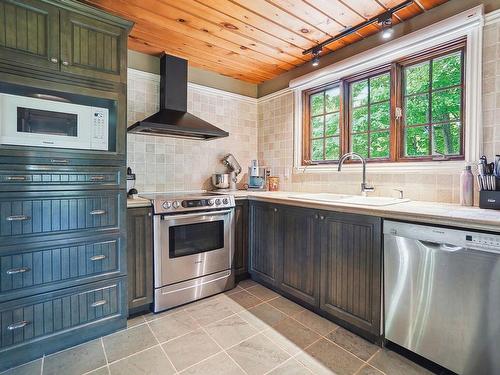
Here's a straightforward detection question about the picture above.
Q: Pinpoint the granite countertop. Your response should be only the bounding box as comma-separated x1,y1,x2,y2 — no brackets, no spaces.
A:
224,190,500,233
127,197,152,208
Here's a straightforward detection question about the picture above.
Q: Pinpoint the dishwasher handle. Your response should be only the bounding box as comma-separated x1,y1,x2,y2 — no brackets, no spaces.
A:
418,240,465,253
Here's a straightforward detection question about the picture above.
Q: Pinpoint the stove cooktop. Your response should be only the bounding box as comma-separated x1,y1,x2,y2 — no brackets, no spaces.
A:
140,191,235,214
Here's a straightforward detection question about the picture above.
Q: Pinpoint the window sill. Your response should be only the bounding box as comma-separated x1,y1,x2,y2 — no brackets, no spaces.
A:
295,160,467,174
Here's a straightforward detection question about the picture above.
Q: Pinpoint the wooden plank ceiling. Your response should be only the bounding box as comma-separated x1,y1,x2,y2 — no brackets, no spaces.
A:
81,0,448,84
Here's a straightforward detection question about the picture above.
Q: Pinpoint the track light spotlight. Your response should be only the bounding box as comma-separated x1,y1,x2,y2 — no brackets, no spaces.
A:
378,11,394,39
311,47,322,67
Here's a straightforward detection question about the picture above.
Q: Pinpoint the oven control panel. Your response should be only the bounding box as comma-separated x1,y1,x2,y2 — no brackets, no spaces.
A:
155,195,235,214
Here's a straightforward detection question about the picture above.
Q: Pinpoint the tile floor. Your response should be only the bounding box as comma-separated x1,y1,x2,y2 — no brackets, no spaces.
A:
1,280,432,375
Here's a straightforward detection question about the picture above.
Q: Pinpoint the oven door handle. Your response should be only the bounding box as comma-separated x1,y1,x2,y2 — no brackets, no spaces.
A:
160,209,233,221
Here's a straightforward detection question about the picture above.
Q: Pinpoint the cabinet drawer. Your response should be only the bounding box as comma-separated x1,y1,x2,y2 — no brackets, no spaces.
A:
0,166,125,191
0,278,124,350
0,236,124,301
0,191,124,244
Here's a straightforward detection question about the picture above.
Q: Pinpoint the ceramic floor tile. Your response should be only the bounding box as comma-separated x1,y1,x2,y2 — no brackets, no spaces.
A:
267,358,313,375
184,297,236,326
180,352,245,375
127,314,146,328
102,325,157,363
0,359,42,375
162,328,221,371
245,303,287,328
144,306,185,322
43,339,106,375
293,309,338,336
237,279,259,289
109,346,175,375
299,338,364,375
356,364,385,375
225,290,263,311
246,285,280,301
226,333,290,375
85,366,110,375
369,349,433,375
205,314,258,349
268,297,305,316
225,285,244,295
271,317,321,351
327,327,379,361
148,311,200,343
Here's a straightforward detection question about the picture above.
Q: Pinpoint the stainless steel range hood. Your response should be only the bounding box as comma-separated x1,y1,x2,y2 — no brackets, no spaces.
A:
127,54,229,140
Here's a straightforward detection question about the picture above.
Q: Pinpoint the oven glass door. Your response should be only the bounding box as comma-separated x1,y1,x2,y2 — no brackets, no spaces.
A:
156,209,233,287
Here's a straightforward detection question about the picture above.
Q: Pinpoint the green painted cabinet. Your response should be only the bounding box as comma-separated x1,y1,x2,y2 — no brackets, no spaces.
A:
319,212,382,340
248,201,279,286
234,200,249,281
127,207,153,313
60,9,126,82
0,0,60,71
278,205,320,308
0,0,129,83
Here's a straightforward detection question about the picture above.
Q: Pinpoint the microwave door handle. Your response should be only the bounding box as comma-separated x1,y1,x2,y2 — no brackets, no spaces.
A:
161,209,233,221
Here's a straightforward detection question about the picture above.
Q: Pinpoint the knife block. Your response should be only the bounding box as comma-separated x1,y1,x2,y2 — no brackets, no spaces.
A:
479,190,500,209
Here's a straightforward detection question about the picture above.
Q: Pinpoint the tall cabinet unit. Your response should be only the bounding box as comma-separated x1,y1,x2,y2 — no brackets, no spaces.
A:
0,1,132,371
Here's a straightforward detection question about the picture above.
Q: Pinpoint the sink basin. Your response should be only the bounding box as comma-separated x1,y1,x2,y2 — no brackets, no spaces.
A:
288,193,410,206
288,193,351,202
334,196,410,206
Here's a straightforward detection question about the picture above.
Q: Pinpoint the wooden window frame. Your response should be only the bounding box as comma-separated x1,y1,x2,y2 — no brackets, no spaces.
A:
397,39,466,162
302,82,344,165
301,38,466,166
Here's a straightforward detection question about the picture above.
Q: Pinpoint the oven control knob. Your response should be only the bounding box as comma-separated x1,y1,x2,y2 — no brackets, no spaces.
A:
215,198,221,205
222,198,229,204
207,199,214,206
162,201,171,209
172,201,180,209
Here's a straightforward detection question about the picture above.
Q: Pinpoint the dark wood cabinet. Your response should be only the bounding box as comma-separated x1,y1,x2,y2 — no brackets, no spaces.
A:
319,212,382,340
126,207,153,313
248,201,279,286
60,9,127,82
0,0,60,71
0,0,130,84
278,206,320,308
233,200,249,281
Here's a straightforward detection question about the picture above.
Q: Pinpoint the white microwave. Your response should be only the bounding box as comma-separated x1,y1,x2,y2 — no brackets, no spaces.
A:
0,93,109,151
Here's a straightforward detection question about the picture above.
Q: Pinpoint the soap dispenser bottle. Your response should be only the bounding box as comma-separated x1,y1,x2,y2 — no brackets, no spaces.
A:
460,165,473,206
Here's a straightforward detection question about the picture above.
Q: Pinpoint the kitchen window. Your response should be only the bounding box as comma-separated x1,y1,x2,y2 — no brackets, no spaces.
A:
302,39,465,165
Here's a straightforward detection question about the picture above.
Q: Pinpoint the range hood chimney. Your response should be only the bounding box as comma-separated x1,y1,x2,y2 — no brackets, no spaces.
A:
127,54,229,140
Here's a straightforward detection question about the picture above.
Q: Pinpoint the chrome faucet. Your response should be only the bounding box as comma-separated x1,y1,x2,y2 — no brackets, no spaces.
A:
338,152,374,196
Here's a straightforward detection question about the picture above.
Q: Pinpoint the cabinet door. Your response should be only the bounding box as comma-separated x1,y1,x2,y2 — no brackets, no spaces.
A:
127,207,153,311
278,206,319,307
233,200,248,280
320,212,382,338
60,10,126,82
249,202,278,286
0,0,60,70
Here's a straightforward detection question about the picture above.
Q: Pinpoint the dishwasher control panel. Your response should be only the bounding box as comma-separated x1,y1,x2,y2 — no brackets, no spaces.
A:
465,234,500,252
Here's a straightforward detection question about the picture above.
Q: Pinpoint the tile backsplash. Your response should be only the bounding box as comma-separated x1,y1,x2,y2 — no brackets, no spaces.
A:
127,14,499,204
127,70,258,193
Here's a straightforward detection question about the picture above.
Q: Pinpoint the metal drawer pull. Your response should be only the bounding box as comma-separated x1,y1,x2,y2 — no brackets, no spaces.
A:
6,176,27,181
90,255,106,261
90,210,106,216
90,176,106,181
7,320,30,330
6,267,31,275
6,215,31,222
50,159,69,164
91,300,107,308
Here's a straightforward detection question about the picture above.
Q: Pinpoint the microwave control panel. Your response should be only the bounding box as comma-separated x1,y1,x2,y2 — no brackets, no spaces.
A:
90,107,109,150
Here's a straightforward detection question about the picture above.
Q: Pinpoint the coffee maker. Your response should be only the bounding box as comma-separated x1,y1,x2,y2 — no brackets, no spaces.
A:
247,160,269,191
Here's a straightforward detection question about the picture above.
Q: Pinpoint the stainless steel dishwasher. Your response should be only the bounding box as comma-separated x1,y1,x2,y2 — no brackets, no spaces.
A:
384,221,500,375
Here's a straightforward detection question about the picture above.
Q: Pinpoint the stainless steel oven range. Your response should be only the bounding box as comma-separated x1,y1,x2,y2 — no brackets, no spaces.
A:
141,192,235,312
